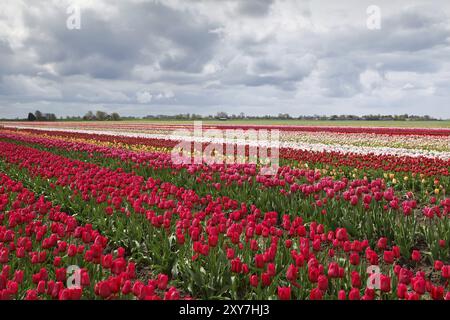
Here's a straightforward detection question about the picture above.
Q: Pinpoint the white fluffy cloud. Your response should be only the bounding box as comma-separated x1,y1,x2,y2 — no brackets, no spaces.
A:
1,0,450,118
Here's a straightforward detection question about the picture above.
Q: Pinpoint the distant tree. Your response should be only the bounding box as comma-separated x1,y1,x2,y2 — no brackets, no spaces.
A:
65,115,81,121
46,113,57,121
83,111,96,121
192,113,203,120
278,113,291,119
215,112,228,119
28,113,37,121
35,110,44,121
111,112,120,121
95,110,108,121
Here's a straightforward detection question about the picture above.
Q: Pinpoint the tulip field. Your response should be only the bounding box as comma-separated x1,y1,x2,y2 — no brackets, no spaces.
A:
0,121,449,301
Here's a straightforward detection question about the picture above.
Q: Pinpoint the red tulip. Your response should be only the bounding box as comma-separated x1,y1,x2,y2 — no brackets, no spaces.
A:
412,277,426,295
249,274,259,288
431,286,444,300
310,288,323,300
397,283,407,299
380,275,391,293
261,273,272,287
97,281,112,299
157,274,169,290
317,275,328,291
434,260,444,271
383,251,394,264
278,286,291,300
348,288,360,300
411,250,421,262
349,252,360,266
255,254,265,269
442,266,450,279
231,258,243,273
351,271,361,288
286,264,298,282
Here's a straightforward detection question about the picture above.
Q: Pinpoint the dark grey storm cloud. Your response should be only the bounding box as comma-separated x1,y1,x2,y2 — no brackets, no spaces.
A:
237,0,275,17
1,0,450,118
23,1,220,79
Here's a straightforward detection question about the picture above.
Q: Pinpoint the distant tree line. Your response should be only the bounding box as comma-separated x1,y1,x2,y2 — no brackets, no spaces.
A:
81,110,120,121
27,110,57,121
17,111,442,122
143,112,439,121
26,110,121,121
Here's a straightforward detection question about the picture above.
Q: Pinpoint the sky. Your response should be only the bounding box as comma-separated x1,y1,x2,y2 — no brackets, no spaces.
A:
1,0,450,118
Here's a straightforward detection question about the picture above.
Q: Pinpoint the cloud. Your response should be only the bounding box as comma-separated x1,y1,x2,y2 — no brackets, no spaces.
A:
136,91,153,104
0,74,62,100
236,0,274,17
360,69,384,92
136,89,175,104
